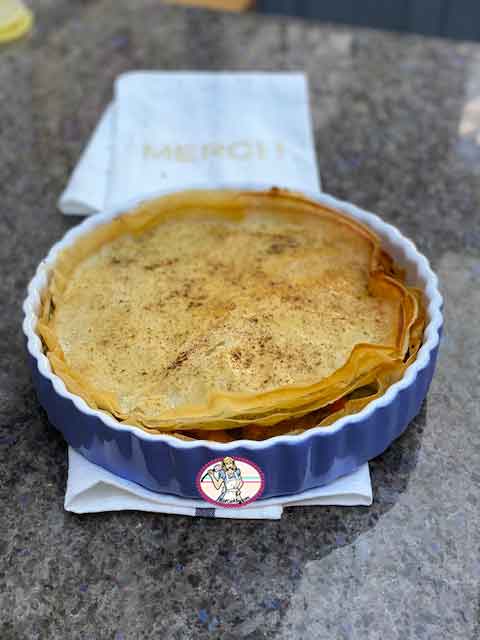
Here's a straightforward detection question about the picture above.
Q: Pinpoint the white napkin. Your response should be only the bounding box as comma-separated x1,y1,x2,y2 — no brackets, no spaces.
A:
59,71,372,517
59,71,320,215
65,448,372,519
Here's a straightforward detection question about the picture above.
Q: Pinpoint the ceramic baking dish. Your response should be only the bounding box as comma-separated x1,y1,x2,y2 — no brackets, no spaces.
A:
23,186,443,500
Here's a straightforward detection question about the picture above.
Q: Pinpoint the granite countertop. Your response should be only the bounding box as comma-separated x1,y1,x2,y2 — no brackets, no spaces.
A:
1,1,479,638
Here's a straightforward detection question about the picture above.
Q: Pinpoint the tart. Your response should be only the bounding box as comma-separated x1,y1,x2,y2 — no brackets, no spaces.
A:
37,189,426,441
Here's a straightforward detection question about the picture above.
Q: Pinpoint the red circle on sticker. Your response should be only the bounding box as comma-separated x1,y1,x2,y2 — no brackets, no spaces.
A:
196,456,265,507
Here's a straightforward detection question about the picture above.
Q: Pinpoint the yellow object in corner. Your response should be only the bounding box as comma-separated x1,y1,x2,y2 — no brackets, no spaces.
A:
0,0,33,43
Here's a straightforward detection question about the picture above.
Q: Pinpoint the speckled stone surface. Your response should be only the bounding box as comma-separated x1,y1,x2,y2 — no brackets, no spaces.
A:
1,2,479,638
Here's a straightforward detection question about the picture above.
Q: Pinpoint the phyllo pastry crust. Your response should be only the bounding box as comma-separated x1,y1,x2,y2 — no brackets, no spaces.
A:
37,189,425,440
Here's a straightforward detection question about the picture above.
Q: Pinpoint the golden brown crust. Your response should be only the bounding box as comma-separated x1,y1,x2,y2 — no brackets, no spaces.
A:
37,189,425,438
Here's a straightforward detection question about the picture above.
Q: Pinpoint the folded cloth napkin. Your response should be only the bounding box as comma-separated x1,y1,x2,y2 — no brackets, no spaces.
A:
59,71,320,215
65,449,372,519
59,71,372,517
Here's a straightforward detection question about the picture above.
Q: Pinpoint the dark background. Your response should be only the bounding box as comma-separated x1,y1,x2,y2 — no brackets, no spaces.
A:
258,0,480,41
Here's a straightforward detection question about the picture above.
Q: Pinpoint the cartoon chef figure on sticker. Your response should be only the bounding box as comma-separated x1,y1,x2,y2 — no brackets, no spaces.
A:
198,456,264,507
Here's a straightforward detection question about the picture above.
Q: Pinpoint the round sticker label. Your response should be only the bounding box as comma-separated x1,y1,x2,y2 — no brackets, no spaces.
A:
196,456,265,507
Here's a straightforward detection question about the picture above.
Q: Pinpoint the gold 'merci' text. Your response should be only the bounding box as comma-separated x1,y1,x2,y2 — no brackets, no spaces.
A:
143,140,287,163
